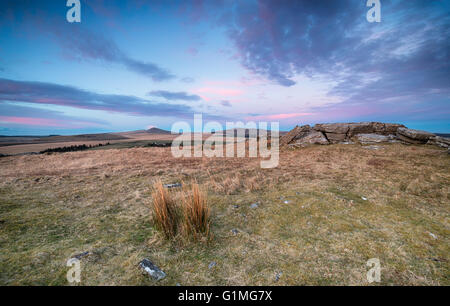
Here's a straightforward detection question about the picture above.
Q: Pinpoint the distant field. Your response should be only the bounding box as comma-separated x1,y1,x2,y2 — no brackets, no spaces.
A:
0,133,177,155
0,133,128,146
0,132,251,155
0,143,448,285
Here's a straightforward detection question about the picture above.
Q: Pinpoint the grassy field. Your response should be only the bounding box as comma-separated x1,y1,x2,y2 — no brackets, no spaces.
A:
0,132,177,155
0,143,448,285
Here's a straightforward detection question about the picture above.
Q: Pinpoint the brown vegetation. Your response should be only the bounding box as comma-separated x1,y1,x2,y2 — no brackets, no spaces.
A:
182,182,211,240
150,180,211,241
0,142,448,285
151,181,179,239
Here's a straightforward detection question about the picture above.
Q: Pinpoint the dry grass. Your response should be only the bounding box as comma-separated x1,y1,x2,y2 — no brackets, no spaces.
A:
150,181,179,239
150,180,211,241
182,183,211,241
0,142,448,285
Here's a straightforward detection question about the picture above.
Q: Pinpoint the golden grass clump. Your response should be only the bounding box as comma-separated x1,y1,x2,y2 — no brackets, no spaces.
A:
150,181,211,241
150,181,179,239
182,183,211,240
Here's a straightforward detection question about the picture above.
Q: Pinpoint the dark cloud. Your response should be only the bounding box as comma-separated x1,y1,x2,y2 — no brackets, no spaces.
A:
0,78,196,118
208,0,450,108
212,0,366,86
147,90,202,102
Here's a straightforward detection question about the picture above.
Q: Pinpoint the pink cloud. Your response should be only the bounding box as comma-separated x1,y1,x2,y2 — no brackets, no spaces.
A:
0,116,65,127
194,87,243,96
186,47,198,56
191,86,244,102
246,113,314,121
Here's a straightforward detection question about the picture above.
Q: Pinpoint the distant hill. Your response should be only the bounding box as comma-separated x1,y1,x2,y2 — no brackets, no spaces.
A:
146,127,171,134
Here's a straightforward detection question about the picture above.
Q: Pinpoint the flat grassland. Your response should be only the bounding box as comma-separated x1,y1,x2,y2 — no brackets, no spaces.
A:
0,143,448,285
0,132,178,155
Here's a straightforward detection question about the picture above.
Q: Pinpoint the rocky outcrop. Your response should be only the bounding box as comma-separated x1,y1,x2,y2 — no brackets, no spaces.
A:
384,123,406,135
396,127,435,144
427,136,450,148
281,122,445,149
353,134,391,144
288,129,329,148
314,123,349,134
284,125,329,147
313,122,406,138
280,125,311,146
325,132,347,143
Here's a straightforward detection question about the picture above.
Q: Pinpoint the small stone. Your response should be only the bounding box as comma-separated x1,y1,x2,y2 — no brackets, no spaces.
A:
208,261,217,269
428,232,437,239
250,203,259,208
72,251,90,260
275,272,283,282
163,183,182,189
139,258,166,281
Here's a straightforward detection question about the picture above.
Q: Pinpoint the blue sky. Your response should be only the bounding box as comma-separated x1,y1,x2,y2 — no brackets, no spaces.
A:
0,0,449,135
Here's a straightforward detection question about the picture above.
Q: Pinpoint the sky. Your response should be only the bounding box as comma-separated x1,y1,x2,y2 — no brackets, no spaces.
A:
0,0,449,135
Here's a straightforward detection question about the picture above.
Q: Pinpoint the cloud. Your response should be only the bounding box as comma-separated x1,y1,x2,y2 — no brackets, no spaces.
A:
0,116,102,128
53,26,175,82
0,1,176,82
220,100,231,107
245,112,314,121
0,102,107,128
180,77,196,83
147,90,202,101
186,47,199,56
206,0,450,103
0,78,197,118
213,0,367,86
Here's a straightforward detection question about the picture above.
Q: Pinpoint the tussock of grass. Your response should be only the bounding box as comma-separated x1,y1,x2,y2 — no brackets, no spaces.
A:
150,181,211,241
150,181,179,239
182,183,211,240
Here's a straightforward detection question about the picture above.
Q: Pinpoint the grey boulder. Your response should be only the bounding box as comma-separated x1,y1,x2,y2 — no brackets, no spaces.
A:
139,259,166,281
